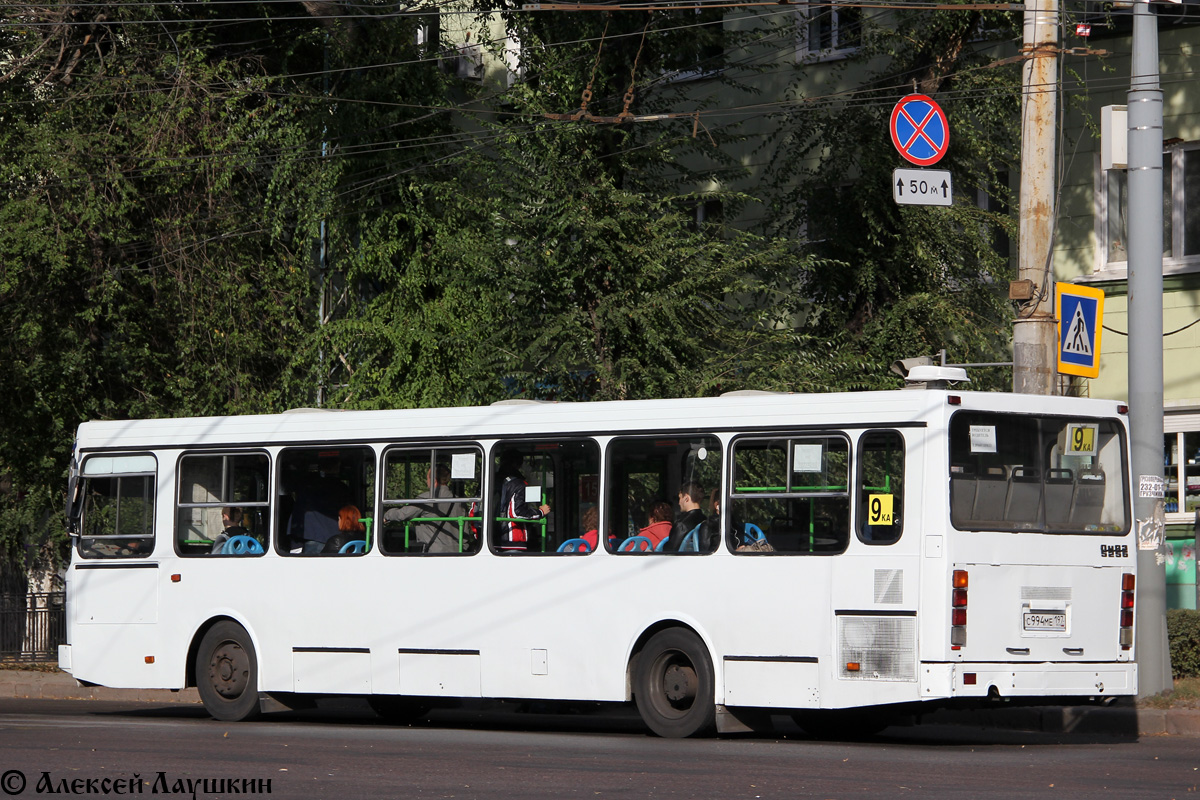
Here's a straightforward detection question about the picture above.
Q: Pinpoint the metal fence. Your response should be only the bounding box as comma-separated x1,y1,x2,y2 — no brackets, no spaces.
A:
0,592,65,663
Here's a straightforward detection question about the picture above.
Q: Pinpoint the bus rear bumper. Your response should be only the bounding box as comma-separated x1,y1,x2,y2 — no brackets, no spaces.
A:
922,661,1137,700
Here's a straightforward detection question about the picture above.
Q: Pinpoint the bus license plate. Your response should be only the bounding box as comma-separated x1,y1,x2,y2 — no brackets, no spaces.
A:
1023,612,1067,632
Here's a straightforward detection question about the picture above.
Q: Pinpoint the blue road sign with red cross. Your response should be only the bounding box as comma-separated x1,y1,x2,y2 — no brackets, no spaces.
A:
890,95,950,166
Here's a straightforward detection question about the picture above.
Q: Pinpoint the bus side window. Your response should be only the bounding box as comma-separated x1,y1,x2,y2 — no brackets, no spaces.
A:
78,455,157,559
490,439,599,554
381,446,482,555
729,435,850,554
276,447,375,555
857,431,904,545
605,435,721,554
176,453,271,557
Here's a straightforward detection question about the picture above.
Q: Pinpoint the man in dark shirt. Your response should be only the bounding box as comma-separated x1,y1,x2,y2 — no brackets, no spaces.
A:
496,449,550,551
665,481,706,552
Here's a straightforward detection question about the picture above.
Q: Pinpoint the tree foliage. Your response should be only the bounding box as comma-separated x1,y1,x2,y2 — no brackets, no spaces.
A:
0,3,356,563
764,2,1021,389
0,1,1023,570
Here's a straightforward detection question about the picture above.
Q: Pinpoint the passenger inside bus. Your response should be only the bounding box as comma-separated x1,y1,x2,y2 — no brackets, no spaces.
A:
383,465,468,553
580,505,600,551
319,504,367,553
280,452,357,554
495,449,551,552
701,488,724,552
638,501,673,548
665,482,706,551
211,506,251,554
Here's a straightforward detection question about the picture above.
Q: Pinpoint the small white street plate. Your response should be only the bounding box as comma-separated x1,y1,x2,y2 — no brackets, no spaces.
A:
893,168,953,206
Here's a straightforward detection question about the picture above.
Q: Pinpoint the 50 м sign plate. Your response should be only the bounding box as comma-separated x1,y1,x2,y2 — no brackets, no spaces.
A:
893,168,952,207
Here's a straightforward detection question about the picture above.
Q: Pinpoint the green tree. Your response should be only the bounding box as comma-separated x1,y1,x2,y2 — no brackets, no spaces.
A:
764,3,1021,389
0,3,364,564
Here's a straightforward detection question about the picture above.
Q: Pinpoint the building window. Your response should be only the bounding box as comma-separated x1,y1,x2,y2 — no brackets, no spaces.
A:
1165,431,1200,518
1098,141,1200,273
797,2,862,59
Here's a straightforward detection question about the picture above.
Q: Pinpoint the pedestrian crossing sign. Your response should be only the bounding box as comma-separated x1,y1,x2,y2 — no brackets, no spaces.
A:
1056,284,1105,378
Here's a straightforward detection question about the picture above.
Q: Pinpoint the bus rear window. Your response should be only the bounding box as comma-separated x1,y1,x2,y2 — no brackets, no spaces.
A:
949,411,1128,534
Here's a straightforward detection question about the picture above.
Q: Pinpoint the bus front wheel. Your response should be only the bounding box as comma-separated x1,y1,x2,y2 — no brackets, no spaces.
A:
634,628,716,738
196,621,262,722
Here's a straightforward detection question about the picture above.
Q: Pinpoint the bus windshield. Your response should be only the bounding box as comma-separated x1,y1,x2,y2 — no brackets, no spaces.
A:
949,411,1128,534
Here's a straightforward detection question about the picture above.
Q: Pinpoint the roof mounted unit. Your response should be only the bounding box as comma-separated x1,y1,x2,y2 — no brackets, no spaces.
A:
903,366,970,389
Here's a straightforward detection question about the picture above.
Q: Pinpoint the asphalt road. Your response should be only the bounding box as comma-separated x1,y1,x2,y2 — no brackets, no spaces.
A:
0,698,1196,799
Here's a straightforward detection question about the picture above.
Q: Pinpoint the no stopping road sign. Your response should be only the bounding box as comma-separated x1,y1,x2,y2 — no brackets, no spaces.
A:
890,95,950,167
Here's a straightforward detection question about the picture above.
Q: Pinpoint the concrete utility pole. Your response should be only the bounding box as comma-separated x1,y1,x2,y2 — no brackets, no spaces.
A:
1127,0,1171,698
1012,0,1059,396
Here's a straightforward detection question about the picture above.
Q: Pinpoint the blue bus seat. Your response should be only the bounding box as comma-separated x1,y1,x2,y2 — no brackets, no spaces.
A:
557,538,591,553
741,523,766,544
339,539,367,554
680,526,700,552
618,536,652,552
224,535,263,555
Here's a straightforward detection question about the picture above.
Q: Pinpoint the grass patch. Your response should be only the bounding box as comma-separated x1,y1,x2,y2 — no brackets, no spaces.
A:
0,661,62,673
1139,676,1200,709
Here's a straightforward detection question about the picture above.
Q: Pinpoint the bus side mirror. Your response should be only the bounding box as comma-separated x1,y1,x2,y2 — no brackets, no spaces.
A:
65,475,81,537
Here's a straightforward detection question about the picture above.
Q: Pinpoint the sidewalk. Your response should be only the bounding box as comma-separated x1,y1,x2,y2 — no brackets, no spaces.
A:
3,668,1199,736
0,669,199,705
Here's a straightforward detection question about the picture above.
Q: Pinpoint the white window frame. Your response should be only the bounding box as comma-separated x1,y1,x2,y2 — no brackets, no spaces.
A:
795,1,862,62
1094,140,1200,279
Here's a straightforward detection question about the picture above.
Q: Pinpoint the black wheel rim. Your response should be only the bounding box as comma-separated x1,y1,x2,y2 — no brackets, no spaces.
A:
649,649,697,720
208,639,250,700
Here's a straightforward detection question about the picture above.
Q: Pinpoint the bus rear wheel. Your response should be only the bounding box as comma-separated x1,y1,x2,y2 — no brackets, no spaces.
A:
634,628,715,738
196,621,262,722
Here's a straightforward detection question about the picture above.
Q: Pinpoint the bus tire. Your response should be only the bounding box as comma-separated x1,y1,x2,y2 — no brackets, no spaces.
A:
196,621,262,722
634,628,716,738
368,695,432,725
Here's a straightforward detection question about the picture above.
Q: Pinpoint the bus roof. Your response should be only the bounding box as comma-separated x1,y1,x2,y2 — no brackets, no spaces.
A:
72,390,1127,451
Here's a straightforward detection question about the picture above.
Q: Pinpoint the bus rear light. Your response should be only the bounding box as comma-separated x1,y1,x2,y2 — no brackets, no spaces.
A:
1119,572,1134,650
1117,404,1128,414
948,395,962,406
144,656,154,664
846,662,861,672
950,570,968,649
963,673,977,685
171,574,181,583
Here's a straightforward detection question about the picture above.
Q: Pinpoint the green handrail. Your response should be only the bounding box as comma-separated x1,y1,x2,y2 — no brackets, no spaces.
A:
398,514,483,552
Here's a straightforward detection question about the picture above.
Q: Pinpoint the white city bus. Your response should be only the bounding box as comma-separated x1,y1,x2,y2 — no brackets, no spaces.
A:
59,388,1137,737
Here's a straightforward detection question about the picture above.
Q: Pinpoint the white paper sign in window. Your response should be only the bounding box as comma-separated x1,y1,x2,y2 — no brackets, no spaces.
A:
525,485,542,504
451,453,476,480
969,425,997,454
793,443,823,473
